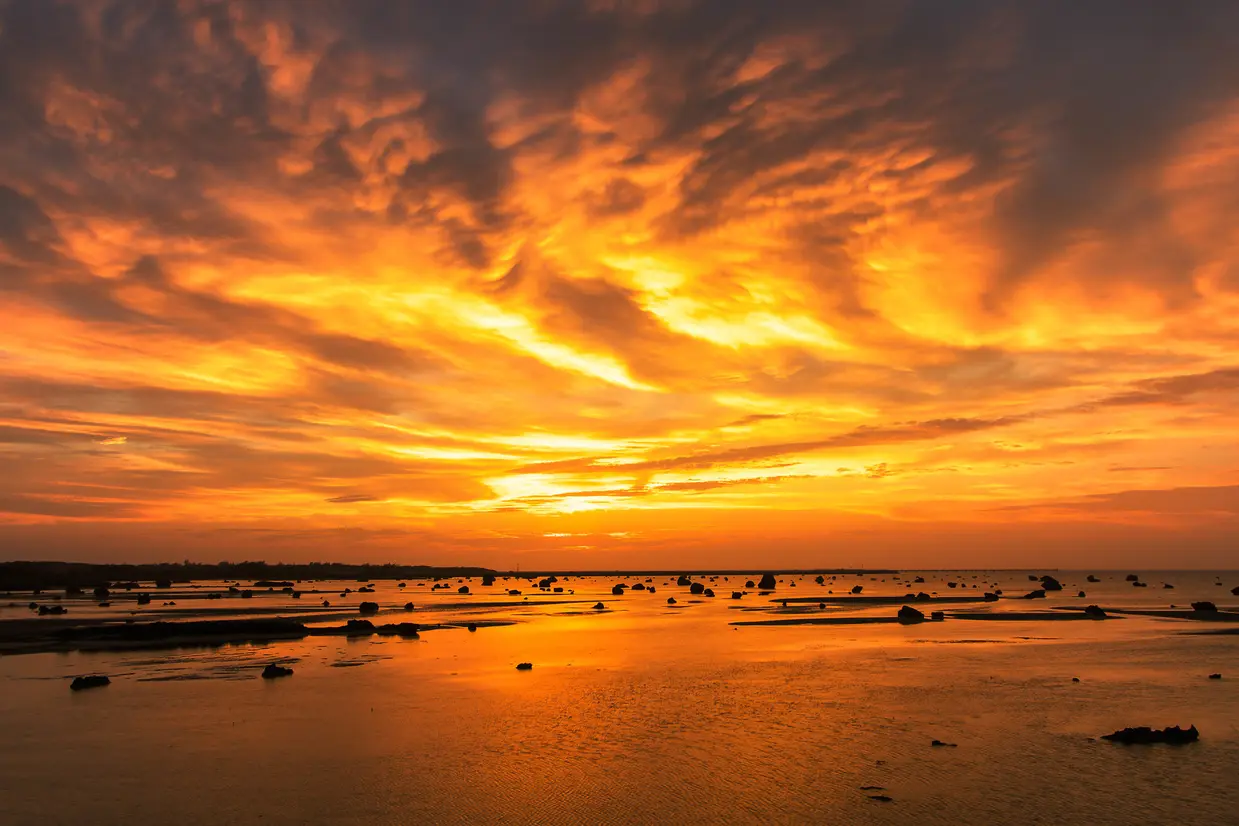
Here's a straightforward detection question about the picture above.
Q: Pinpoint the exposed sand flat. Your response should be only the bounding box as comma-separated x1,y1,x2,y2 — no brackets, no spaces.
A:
731,616,907,627
1051,608,1239,622
766,595,993,605
948,612,1121,622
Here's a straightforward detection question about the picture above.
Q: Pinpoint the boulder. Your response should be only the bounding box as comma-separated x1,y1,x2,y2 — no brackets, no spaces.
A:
1209,673,1221,680
1192,601,1218,612
1132,581,1148,588
983,592,999,602
1125,574,1139,581
913,576,925,583
758,573,777,589
612,584,625,596
1087,575,1100,583
689,582,705,595
1039,576,1063,591
1022,589,1047,599
38,605,68,615
631,583,646,591
403,602,414,611
137,594,151,605
155,579,172,589
508,590,521,596
1101,725,1198,745
851,585,863,595
358,602,380,616
516,662,533,670
703,588,715,598
468,623,477,632
1163,583,1175,589
667,597,677,605
930,611,945,621
815,575,825,585
593,602,605,610
1232,586,1239,596
897,605,925,623
70,675,110,691
745,580,756,588
482,575,496,587
93,586,110,599
458,586,470,595
931,740,957,747
677,575,692,586
1077,591,1087,598
1083,605,1107,619
732,592,742,599
345,619,375,635
261,664,293,679
947,581,958,589
377,623,420,637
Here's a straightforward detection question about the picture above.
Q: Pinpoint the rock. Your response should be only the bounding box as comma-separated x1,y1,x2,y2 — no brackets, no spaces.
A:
1022,589,1046,599
1028,574,1039,581
1101,725,1198,745
253,580,294,588
458,586,470,595
667,597,677,605
851,585,863,595
931,740,957,747
155,579,172,589
677,575,692,586
1132,581,1148,588
593,602,605,610
207,593,222,600
398,582,407,588
291,591,301,599
345,619,375,635
1125,574,1139,581
898,605,925,623
947,581,958,588
261,664,293,679
1083,605,1107,619
931,611,945,621
358,587,375,593
1164,583,1175,589
1077,591,1087,598
481,575,496,587
689,582,705,595
632,583,646,591
467,624,477,632
403,602,414,611
1232,586,1239,596
1087,575,1100,583
137,594,151,605
983,592,999,601
322,600,331,607
516,662,533,671
815,575,825,585
93,586,110,599
913,576,925,583
732,591,742,599
377,623,420,637
611,584,625,596
1072,677,1081,682
37,605,68,615
703,588,715,597
508,590,521,596
745,580,756,588
358,601,380,616
1191,601,1218,612
97,601,111,607
758,573,777,589
70,675,110,691
1208,673,1221,679
1039,575,1063,591
867,795,894,802
241,590,253,598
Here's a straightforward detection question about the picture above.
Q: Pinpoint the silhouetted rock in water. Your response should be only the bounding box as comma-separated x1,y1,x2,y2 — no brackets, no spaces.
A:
1077,591,1087,598
647,586,656,593
914,576,925,583
538,578,553,589
689,582,705,595
345,620,375,635
358,587,375,593
228,586,240,594
38,605,68,615
241,590,253,598
467,623,477,632
55,619,310,649
1039,576,1063,591
1088,575,1100,583
789,581,796,587
732,592,743,599
1102,725,1198,745
291,591,301,599
358,602,380,616
667,597,677,605
745,580,756,588
93,586,110,599
1028,575,1039,582
553,587,564,593
898,605,925,623
137,594,151,605
1133,581,1148,588
851,585,864,595
931,740,957,747
947,582,958,589
1022,590,1046,599
1084,605,1108,619
704,588,715,597
155,579,172,589
867,795,894,802
1164,583,1175,589
612,584,625,596
70,675,110,691
261,664,293,679
206,592,222,600
983,592,999,602
677,575,692,586
481,575,495,587
1209,673,1222,679
322,600,331,607
516,662,533,670
1232,586,1239,596
815,575,825,585
1191,601,1218,612
403,602,414,611
1125,574,1139,581
819,602,827,609
97,601,111,607
593,602,605,610
398,582,407,588
458,586,470,595
376,623,420,637
931,611,945,621
758,573,777,589
632,583,646,591
508,590,521,596
253,580,293,588
1073,677,1081,682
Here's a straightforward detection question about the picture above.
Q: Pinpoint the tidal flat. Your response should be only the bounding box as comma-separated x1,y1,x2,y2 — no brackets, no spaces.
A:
2,569,1238,825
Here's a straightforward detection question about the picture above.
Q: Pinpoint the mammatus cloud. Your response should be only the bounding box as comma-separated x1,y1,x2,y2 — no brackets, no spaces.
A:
1,1,1237,566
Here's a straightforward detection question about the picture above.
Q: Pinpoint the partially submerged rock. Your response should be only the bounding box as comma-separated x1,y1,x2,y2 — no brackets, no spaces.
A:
1192,601,1218,612
1039,575,1063,591
612,584,625,595
1083,605,1108,619
358,601,380,616
758,573,776,589
1102,725,1198,745
897,605,925,624
70,675,110,691
516,662,533,670
689,582,705,595
593,602,605,610
261,664,293,679
931,739,957,747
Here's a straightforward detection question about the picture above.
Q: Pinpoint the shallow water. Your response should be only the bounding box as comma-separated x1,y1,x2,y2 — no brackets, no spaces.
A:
2,570,1238,824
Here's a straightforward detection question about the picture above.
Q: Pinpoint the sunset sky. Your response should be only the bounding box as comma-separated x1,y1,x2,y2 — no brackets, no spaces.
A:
2,1,1238,568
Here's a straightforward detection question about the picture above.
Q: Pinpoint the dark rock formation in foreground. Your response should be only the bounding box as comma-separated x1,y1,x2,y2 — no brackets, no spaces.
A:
931,739,957,747
677,575,692,586
667,597,677,605
758,573,777,589
70,675,110,691
1192,601,1218,612
593,602,605,610
1039,575,1063,591
1209,673,1222,679
516,662,533,670
898,605,925,623
689,582,705,595
358,602,380,616
261,664,293,679
1102,725,1198,745
612,584,625,595
1084,605,1108,619
1022,590,1047,599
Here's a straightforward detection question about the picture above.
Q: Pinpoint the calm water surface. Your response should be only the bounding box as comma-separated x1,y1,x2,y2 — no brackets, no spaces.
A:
2,570,1237,824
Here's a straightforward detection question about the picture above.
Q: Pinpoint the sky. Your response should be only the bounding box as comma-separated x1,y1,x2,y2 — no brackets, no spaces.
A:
2,1,1239,569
